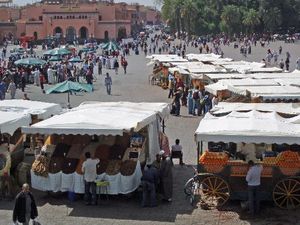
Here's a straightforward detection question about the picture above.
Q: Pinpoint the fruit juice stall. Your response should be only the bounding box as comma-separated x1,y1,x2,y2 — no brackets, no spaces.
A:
21,102,170,195
191,109,300,209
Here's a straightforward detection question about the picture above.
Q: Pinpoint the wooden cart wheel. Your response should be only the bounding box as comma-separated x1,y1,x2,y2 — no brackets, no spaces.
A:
199,176,230,208
273,178,300,209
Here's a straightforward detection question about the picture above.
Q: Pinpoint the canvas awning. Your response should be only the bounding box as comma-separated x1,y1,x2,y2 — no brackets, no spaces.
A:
195,110,300,144
22,102,170,136
0,100,62,120
0,111,31,135
211,102,300,115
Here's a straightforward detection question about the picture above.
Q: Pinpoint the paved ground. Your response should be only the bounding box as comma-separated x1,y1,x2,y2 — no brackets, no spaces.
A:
1,39,300,225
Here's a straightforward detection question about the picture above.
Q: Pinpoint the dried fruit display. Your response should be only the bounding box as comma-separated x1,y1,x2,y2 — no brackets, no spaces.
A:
199,151,229,165
97,160,109,175
106,160,122,175
32,155,50,177
120,160,137,176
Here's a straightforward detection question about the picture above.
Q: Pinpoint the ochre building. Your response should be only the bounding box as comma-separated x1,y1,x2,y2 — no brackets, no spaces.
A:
0,0,161,42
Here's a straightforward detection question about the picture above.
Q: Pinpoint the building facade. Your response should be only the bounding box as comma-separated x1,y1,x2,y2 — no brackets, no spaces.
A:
0,1,161,43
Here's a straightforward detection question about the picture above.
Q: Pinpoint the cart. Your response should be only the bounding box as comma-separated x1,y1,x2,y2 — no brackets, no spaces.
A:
185,110,300,210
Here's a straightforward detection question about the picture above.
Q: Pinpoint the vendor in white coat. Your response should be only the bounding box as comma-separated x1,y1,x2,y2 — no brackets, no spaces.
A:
47,67,55,84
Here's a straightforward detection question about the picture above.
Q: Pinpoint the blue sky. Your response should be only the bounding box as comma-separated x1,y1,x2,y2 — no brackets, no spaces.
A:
13,0,159,7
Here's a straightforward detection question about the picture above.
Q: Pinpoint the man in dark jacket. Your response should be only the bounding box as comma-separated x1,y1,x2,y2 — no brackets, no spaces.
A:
13,183,38,225
141,164,159,207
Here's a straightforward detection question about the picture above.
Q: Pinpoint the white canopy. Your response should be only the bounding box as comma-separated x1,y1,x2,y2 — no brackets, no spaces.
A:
0,111,31,135
247,67,283,73
147,54,188,63
231,86,300,98
22,102,170,136
168,67,189,75
195,110,300,144
186,53,222,62
211,102,300,115
250,72,300,79
205,73,249,80
172,62,227,74
0,100,62,119
221,78,280,87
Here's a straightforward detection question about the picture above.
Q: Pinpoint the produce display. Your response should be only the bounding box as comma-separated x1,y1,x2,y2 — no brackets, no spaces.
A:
95,144,110,160
97,160,109,175
32,155,50,177
276,151,300,176
67,144,83,159
52,143,71,158
106,160,122,175
48,156,64,174
199,151,229,173
120,160,137,176
62,158,79,174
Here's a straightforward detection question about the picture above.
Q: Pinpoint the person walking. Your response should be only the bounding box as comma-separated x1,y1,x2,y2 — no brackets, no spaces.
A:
160,150,173,202
121,58,128,74
279,59,285,70
98,59,102,75
0,80,6,100
285,51,291,71
104,73,112,95
141,164,159,207
192,86,202,116
246,160,263,216
82,152,99,205
172,87,182,116
114,58,119,75
13,183,38,225
7,80,16,99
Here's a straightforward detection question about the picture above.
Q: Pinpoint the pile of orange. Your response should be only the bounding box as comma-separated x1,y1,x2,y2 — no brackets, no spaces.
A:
276,151,300,176
199,151,229,173
262,157,279,165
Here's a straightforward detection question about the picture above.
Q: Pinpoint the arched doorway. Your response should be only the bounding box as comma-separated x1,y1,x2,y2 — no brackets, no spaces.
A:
53,27,63,38
117,27,127,40
33,32,38,40
79,27,88,39
104,31,109,41
66,26,76,43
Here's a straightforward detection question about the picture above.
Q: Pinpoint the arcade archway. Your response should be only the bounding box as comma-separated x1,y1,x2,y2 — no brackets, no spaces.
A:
53,27,63,38
66,26,76,43
79,26,88,39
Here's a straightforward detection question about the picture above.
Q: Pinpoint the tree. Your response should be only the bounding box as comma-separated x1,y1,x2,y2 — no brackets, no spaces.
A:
220,5,243,35
243,8,260,33
262,7,282,32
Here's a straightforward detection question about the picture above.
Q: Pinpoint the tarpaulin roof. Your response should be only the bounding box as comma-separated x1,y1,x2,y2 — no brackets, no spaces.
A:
146,54,188,63
0,111,31,135
22,102,170,136
211,102,300,115
0,100,62,120
195,110,300,144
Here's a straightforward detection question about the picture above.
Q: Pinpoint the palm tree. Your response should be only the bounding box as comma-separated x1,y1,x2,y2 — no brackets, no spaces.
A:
243,8,261,33
262,7,282,32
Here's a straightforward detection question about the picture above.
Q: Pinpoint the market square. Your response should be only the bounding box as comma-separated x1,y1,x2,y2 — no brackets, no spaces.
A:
1,1,300,225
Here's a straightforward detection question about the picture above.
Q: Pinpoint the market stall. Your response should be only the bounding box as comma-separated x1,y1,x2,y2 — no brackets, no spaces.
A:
22,102,170,195
0,111,31,177
186,110,300,209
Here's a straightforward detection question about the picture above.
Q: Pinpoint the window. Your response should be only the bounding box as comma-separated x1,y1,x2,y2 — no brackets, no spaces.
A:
39,16,43,21
98,15,102,21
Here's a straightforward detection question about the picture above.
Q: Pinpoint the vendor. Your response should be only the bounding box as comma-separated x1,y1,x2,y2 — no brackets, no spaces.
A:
82,152,99,206
237,142,257,162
